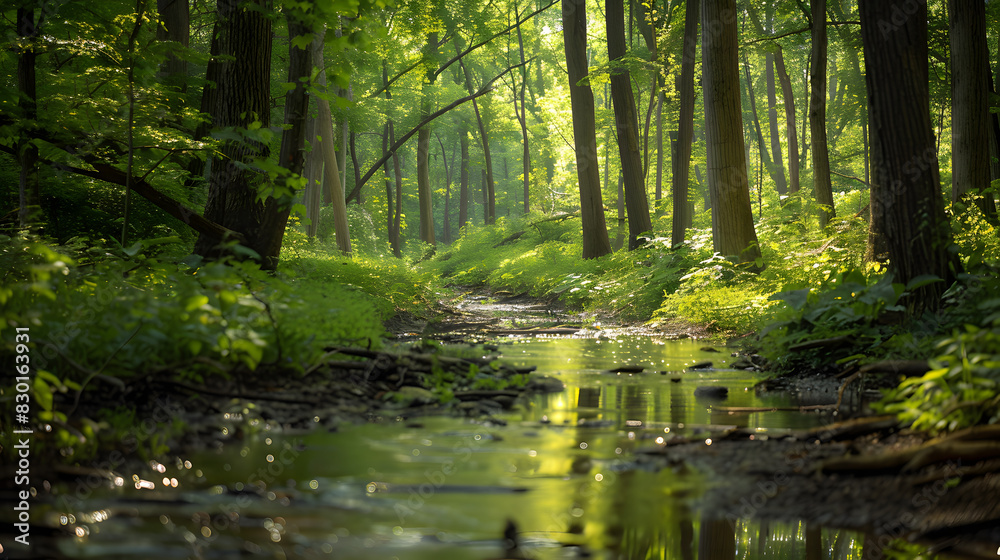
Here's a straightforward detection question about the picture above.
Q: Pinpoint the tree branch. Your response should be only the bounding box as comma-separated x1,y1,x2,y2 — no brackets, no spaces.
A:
367,0,557,99
347,58,534,202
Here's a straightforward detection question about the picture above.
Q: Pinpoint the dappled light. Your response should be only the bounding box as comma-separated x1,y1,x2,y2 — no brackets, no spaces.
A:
2,0,1000,558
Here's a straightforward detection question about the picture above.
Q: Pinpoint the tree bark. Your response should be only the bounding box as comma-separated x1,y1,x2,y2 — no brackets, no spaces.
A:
774,47,800,195
318,99,352,254
672,0,697,247
193,0,273,263
459,121,470,230
437,133,453,244
948,0,998,221
390,120,403,257
701,0,762,265
416,31,438,246
305,34,326,239
561,0,612,259
860,0,962,315
766,52,789,199
183,16,222,191
305,111,321,238
743,51,775,205
607,0,652,250
458,52,496,224
16,7,41,227
810,0,835,227
156,0,189,92
515,4,531,214
256,10,315,268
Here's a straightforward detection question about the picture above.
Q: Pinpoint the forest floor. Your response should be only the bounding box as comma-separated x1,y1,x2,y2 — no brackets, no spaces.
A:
24,290,1000,557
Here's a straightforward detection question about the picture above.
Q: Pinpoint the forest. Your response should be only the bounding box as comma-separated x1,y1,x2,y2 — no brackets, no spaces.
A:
2,0,1000,557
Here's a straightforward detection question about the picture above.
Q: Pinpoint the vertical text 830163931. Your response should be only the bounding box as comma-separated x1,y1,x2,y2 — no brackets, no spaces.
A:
12,327,33,549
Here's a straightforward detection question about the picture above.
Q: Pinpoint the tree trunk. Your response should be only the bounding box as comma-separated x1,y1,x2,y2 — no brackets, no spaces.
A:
193,0,273,263
318,101,351,254
306,33,327,240
416,31,438,245
765,52,789,199
697,518,735,559
810,0,835,227
305,107,322,238
561,0,612,258
607,0,652,250
437,134,453,244
302,26,350,255
459,122,470,230
701,0,762,265
655,91,664,207
256,12,316,268
457,53,496,224
774,47,800,195
515,5,531,214
949,0,998,221
349,129,361,205
860,0,963,315
183,16,222,191
381,63,403,258
672,0,697,247
156,0,189,92
16,8,41,227
482,168,489,224
391,120,403,257
743,51,775,205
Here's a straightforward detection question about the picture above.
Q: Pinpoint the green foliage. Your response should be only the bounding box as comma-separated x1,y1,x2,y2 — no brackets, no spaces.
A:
757,269,907,373
0,235,319,382
281,235,435,327
875,276,1000,433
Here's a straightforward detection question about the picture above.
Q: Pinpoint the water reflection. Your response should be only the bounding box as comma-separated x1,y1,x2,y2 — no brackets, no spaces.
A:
14,336,925,559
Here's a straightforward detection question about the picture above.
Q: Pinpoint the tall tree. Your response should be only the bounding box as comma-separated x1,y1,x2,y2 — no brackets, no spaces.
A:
671,0,698,247
312,29,351,255
742,51,775,207
860,0,962,315
457,53,497,224
258,8,315,264
948,0,998,221
810,0,835,227
606,0,652,250
458,121,470,230
774,47,800,195
514,2,531,214
701,0,761,264
416,31,438,246
193,0,274,263
381,61,403,257
748,4,789,200
155,0,189,91
16,6,42,226
561,0,612,258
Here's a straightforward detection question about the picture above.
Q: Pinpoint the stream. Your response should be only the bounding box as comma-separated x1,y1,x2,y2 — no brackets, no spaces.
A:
10,331,891,559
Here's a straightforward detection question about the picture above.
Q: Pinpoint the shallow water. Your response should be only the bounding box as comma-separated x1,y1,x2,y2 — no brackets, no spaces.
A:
17,335,879,559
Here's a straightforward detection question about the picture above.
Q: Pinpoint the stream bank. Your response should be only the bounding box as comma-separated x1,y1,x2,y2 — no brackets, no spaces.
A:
5,290,1000,559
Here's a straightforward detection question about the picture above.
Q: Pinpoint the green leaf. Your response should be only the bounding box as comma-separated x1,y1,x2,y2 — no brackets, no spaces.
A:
34,375,54,412
905,274,942,291
770,288,810,311
290,33,315,50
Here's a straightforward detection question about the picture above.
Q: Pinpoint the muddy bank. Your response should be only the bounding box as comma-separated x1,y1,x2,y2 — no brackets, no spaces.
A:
635,419,1000,557
12,342,564,475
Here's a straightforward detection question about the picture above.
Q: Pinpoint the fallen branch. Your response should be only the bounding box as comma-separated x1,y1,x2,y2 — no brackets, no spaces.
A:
788,335,853,352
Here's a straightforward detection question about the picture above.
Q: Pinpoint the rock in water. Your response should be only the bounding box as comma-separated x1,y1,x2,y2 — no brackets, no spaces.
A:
694,386,728,399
